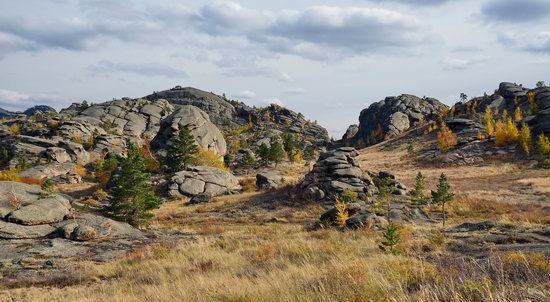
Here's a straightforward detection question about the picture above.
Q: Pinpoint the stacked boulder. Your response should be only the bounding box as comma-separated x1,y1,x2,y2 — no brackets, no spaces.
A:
301,147,377,200
530,86,550,135
0,181,141,241
169,166,241,199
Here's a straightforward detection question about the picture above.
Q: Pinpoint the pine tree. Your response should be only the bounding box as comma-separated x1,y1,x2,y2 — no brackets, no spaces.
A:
379,224,401,255
377,177,396,223
238,150,256,173
165,125,199,172
506,118,519,143
431,173,454,228
409,172,425,204
518,123,532,155
105,142,161,227
268,141,285,167
256,142,270,165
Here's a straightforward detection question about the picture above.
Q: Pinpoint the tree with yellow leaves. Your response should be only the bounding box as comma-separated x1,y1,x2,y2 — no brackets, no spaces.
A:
518,123,532,155
482,107,494,136
334,197,349,228
8,124,19,135
513,107,523,121
506,118,519,142
437,122,457,153
538,133,550,156
495,120,507,146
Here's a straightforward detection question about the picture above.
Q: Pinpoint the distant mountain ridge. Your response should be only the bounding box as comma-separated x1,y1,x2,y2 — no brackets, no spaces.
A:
0,105,56,118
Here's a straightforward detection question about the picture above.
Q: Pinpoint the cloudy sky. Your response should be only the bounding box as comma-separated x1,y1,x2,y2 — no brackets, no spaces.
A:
0,0,549,137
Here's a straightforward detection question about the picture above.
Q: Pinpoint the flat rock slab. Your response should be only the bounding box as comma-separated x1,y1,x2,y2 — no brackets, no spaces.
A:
0,221,56,239
7,198,71,226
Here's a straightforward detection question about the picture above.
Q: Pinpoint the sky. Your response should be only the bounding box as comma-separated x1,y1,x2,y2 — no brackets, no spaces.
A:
0,0,549,137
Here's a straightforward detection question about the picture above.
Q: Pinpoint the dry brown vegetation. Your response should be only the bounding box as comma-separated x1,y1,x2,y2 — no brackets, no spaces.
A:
1,135,549,301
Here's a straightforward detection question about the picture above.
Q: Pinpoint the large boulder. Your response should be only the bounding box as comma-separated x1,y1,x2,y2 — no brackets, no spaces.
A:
7,197,71,226
169,166,241,198
56,214,145,241
152,105,227,156
301,147,376,200
351,95,447,146
0,220,56,239
256,171,283,190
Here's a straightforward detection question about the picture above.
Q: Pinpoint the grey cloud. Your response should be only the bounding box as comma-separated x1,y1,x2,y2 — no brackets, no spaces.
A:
0,88,65,111
367,0,451,6
481,0,550,23
498,32,550,54
88,60,188,78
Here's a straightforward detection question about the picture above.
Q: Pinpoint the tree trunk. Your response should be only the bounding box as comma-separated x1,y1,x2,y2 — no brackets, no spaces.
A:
442,202,446,229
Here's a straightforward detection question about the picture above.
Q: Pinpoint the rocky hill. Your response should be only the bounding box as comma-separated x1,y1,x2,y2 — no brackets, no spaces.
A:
341,94,447,147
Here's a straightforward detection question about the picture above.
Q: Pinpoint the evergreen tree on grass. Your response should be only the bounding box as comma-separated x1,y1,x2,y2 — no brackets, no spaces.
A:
268,140,286,167
165,125,199,172
379,224,401,255
256,142,270,166
409,172,425,204
431,173,454,229
105,141,161,228
238,150,257,173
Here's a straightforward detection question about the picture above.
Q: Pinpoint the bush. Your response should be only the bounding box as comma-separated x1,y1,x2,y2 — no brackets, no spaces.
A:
139,140,161,173
437,122,457,153
518,124,532,155
8,124,20,135
74,161,87,177
0,168,19,181
513,107,523,121
334,197,348,228
193,149,228,171
339,189,358,204
538,133,550,156
482,107,495,136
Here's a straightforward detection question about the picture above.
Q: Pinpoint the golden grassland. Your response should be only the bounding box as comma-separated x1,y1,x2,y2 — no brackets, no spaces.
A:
1,141,549,301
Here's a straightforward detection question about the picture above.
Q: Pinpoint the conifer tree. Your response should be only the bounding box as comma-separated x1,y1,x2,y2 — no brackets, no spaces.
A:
238,150,256,173
379,224,401,255
409,172,425,204
431,173,454,228
268,141,286,167
256,142,270,165
377,177,396,223
538,133,550,156
165,125,199,172
105,142,161,227
495,120,507,146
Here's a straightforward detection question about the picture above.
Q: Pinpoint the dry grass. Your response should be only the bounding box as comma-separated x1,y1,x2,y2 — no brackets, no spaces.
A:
1,140,549,301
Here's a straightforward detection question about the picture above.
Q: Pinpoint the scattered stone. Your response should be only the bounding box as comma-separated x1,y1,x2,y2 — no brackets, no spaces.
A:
189,193,213,204
256,171,283,190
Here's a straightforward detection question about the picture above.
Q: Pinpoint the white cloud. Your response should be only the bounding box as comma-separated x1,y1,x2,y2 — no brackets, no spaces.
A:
442,56,489,70
233,90,257,99
88,60,188,78
0,89,63,111
284,88,306,95
263,98,284,106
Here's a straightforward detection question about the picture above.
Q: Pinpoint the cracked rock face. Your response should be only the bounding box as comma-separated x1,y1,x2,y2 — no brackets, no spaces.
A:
169,166,241,198
152,105,227,157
